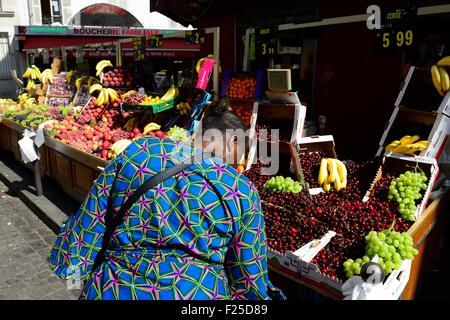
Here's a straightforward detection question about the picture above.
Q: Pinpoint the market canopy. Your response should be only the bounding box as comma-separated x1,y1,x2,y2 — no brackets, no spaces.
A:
68,3,144,27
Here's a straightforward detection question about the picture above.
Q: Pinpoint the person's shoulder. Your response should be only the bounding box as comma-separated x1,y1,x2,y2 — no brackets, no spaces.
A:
204,158,258,197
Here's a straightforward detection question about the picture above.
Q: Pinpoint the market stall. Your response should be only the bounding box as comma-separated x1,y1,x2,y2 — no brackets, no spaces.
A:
1,51,450,300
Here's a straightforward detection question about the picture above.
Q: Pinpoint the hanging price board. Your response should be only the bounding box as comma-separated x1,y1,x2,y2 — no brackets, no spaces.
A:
255,26,278,58
133,37,146,60
375,7,417,50
147,34,163,48
185,29,205,44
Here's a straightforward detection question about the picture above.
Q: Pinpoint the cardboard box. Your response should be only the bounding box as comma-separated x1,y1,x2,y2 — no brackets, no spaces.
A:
376,106,448,160
289,135,337,194
363,154,439,221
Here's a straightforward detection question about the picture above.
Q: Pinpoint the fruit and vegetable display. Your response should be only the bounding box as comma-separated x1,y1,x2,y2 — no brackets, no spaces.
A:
4,105,74,129
431,56,450,97
244,155,426,282
0,98,19,115
385,135,429,155
226,77,256,99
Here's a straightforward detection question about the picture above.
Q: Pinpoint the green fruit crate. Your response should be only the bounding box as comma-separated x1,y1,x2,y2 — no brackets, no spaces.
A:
121,96,180,114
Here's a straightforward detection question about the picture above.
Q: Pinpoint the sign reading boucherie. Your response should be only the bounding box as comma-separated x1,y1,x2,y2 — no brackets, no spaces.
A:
15,26,177,37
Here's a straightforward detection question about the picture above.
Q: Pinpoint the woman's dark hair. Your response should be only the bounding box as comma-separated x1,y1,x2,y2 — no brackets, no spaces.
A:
201,100,247,135
201,100,250,156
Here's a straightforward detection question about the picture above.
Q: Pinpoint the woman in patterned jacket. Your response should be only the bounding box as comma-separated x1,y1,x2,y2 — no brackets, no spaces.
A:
48,106,285,300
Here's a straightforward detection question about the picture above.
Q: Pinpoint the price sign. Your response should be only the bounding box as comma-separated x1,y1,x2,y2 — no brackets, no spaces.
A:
255,26,278,58
375,7,416,50
133,37,146,60
147,34,163,48
185,29,205,44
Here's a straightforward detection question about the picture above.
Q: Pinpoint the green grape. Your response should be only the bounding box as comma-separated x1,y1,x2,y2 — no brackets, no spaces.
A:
263,176,303,194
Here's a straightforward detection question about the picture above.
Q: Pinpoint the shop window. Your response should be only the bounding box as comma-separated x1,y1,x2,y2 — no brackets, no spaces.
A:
0,32,13,78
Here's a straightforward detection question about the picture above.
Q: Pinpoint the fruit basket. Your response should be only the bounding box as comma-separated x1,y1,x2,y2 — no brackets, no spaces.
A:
220,70,264,99
363,154,439,221
377,108,449,160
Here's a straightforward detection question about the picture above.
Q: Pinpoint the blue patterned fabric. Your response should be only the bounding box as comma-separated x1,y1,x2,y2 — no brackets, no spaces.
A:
48,137,285,300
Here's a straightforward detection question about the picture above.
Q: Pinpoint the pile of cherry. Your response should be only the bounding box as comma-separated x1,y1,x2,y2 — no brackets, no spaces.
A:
245,157,413,282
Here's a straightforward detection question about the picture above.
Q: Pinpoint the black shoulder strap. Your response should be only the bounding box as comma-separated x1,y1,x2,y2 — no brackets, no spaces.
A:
92,153,204,271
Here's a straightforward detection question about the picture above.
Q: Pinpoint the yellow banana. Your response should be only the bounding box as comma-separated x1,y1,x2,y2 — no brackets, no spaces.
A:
22,68,31,78
160,85,176,101
437,56,450,67
335,159,347,188
143,122,161,135
333,174,343,192
318,158,328,185
327,158,338,183
96,60,113,76
431,65,445,96
392,144,420,155
89,84,103,95
96,90,106,106
323,176,331,192
195,58,206,73
439,67,450,92
107,88,119,103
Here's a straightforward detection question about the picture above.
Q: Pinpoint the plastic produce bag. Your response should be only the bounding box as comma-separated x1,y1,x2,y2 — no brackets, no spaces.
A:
18,129,39,164
342,276,386,300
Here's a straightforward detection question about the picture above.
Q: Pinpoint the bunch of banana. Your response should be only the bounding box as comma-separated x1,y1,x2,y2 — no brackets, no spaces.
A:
26,79,36,91
123,118,140,131
87,76,100,90
143,122,161,135
195,54,221,73
96,60,113,77
385,135,429,155
318,158,347,192
110,139,132,158
19,93,29,104
160,85,179,101
89,84,103,95
176,102,191,116
96,88,120,106
40,69,54,85
75,76,89,90
22,65,41,80
431,56,450,97
141,95,161,105
25,97,36,107
66,70,78,83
